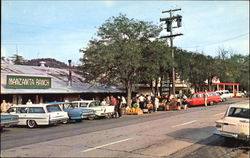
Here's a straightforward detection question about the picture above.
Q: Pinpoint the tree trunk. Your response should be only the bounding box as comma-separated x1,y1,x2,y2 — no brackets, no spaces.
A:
126,81,132,107
150,80,154,95
160,75,163,96
154,77,159,96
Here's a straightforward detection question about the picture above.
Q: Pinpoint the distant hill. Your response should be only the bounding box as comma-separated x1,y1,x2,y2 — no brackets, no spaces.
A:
24,58,68,68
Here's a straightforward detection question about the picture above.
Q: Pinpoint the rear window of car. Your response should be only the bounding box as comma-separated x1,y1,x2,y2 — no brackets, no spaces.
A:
46,105,62,112
29,107,45,113
228,107,250,119
79,103,88,107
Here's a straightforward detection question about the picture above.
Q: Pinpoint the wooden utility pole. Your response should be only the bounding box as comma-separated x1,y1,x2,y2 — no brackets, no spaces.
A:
160,8,183,96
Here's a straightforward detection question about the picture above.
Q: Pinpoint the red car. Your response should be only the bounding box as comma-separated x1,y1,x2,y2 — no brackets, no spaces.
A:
186,91,221,106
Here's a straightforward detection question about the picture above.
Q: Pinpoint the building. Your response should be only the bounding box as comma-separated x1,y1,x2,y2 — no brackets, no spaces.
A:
1,60,125,105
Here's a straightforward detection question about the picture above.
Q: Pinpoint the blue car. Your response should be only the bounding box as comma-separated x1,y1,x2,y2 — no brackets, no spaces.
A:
51,102,96,122
0,113,19,131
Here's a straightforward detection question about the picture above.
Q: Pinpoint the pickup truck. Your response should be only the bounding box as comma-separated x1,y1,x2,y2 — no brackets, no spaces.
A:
72,100,115,118
0,113,19,131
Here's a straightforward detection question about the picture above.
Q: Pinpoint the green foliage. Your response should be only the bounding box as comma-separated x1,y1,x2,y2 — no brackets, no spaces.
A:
79,14,163,105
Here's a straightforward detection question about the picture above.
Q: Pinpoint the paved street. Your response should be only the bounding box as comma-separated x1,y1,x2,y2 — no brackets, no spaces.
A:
1,98,249,157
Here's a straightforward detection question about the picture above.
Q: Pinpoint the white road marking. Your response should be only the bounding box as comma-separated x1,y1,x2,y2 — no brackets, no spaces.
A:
81,138,132,153
172,120,197,128
212,112,225,116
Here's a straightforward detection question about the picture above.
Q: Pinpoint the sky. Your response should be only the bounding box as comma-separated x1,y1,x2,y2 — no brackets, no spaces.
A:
2,0,249,65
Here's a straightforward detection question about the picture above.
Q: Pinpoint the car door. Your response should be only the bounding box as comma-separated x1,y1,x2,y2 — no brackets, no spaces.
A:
16,107,29,125
223,107,250,136
28,107,47,125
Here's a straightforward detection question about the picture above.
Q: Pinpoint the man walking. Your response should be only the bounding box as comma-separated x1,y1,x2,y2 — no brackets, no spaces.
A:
204,90,208,106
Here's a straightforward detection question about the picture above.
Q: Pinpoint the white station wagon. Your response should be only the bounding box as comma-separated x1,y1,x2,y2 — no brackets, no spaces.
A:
8,103,69,128
214,103,249,141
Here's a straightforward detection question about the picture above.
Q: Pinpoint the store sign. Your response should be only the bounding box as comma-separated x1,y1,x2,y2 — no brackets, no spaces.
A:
6,75,51,89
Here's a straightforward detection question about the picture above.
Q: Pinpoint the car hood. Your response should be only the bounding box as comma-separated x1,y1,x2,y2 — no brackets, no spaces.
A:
64,108,94,113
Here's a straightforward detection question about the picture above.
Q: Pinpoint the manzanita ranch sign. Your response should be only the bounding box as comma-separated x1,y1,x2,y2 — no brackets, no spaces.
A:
6,75,51,89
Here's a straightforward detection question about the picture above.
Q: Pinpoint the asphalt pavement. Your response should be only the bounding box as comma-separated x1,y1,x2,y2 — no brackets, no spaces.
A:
1,98,249,157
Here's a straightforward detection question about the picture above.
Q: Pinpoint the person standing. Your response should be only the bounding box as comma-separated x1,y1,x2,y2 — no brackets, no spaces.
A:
204,90,208,106
116,96,123,118
139,95,145,109
1,100,10,112
121,96,127,108
26,99,33,105
154,97,159,112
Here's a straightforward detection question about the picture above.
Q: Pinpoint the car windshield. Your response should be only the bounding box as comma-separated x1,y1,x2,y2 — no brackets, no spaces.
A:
228,107,250,119
46,105,62,112
79,102,88,107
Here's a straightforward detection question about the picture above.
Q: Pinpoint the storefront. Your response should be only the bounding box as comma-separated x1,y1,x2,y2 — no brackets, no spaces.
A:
1,61,125,105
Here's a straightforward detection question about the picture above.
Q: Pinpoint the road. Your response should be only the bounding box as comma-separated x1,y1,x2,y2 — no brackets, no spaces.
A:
1,98,249,157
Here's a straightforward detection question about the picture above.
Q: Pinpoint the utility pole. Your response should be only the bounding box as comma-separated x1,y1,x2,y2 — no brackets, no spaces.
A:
160,8,183,96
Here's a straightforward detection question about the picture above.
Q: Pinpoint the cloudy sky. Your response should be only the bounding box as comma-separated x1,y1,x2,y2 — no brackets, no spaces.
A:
2,0,249,65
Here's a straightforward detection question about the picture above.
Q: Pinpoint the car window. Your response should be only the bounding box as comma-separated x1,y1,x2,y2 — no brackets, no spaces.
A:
17,107,28,113
46,105,62,112
95,101,100,106
89,102,96,107
228,107,250,119
29,107,45,113
79,103,88,107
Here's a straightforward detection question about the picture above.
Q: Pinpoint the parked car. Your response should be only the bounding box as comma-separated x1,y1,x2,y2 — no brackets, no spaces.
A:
7,103,69,128
216,90,232,102
58,102,96,122
0,113,19,131
214,103,249,141
72,100,115,118
236,91,245,97
186,91,221,106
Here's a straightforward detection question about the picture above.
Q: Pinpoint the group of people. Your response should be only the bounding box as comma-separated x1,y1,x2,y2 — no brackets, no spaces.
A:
0,99,33,113
100,96,127,118
132,95,160,112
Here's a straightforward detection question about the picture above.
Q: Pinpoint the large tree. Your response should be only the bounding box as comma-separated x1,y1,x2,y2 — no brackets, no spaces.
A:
79,14,162,106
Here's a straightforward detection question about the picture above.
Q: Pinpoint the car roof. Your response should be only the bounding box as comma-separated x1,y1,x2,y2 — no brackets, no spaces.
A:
229,103,250,109
72,100,95,103
12,102,70,107
193,91,216,94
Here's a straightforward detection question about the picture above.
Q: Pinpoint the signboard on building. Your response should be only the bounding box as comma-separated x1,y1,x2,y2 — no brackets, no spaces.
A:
6,75,51,89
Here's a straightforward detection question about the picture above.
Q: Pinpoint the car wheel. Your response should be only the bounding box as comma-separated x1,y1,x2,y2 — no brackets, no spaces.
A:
88,116,95,120
27,120,37,128
62,120,68,124
209,101,214,106
75,119,82,122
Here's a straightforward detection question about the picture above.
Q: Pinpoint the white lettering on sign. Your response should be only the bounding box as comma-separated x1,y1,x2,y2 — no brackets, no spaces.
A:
35,79,50,86
8,78,35,86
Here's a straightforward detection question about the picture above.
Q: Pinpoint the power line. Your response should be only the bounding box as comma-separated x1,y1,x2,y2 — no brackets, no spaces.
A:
181,32,249,49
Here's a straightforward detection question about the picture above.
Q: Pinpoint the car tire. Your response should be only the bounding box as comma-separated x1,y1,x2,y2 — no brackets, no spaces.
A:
27,120,37,128
62,120,68,124
75,119,82,122
209,101,214,106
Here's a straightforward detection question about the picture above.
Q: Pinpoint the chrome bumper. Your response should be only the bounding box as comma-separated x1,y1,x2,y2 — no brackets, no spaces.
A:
49,118,68,124
214,130,250,141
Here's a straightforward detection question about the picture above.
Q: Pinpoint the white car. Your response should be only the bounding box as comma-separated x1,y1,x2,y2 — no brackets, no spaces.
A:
72,100,115,118
216,90,232,102
236,91,245,97
8,103,69,128
214,103,249,141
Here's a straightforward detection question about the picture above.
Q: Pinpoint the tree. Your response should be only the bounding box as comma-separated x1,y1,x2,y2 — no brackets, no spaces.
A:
11,54,26,65
79,14,162,106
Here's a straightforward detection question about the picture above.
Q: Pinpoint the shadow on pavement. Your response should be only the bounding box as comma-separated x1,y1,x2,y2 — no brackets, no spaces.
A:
166,126,249,148
166,126,249,158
